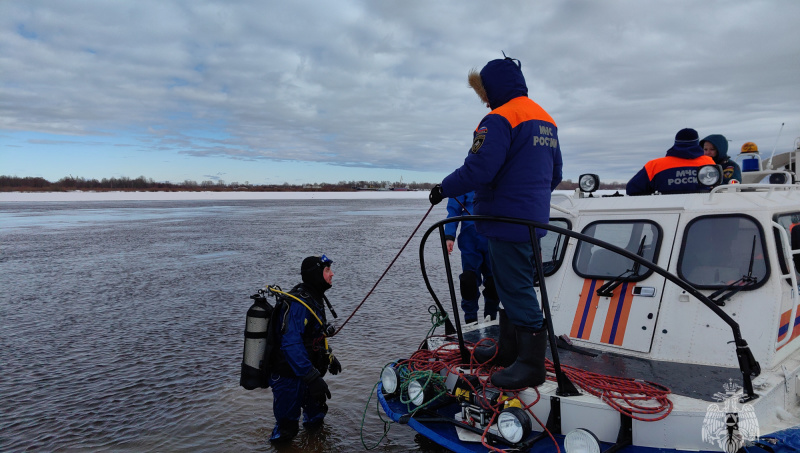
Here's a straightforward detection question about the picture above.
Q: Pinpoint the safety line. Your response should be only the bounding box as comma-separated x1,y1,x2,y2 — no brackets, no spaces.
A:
332,203,436,336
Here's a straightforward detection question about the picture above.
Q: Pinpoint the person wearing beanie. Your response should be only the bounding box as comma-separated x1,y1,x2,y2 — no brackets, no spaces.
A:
700,134,741,184
626,128,716,195
429,55,563,390
267,254,342,443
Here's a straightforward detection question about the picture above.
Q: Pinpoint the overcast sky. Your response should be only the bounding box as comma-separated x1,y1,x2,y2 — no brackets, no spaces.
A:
2,0,799,185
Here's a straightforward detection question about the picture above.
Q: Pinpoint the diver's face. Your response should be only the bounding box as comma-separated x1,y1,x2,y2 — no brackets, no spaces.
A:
323,266,334,285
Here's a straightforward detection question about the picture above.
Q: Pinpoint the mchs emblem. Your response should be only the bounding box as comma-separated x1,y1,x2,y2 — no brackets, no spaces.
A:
702,379,759,453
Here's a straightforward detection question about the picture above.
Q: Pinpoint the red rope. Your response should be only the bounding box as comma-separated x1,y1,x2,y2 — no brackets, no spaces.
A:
396,337,673,449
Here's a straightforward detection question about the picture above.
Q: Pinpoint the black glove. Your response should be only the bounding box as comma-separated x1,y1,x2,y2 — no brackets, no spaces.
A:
329,355,342,375
429,184,444,205
307,377,331,402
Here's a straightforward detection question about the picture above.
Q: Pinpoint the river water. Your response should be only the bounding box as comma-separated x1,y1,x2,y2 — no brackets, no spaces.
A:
0,197,456,452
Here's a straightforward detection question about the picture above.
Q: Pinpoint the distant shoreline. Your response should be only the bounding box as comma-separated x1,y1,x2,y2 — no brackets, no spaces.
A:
0,190,431,202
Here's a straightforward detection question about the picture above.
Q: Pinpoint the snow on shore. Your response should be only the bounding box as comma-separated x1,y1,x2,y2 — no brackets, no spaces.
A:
0,190,431,202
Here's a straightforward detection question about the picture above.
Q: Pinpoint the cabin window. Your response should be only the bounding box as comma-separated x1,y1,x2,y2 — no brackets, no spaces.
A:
542,218,570,276
572,220,661,281
678,215,769,290
774,212,800,278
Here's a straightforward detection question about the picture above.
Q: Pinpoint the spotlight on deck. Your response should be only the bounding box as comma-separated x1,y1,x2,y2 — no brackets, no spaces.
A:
380,363,401,396
497,407,532,444
698,165,723,188
407,379,431,406
564,428,601,453
579,174,600,193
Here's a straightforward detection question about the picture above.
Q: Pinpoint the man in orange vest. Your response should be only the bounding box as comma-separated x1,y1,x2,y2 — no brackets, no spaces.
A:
626,128,715,195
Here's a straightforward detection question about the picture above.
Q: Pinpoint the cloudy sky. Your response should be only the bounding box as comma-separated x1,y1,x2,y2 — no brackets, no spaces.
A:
2,1,799,185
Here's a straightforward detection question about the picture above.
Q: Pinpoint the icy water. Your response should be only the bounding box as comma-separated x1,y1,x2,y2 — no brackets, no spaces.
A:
0,198,456,452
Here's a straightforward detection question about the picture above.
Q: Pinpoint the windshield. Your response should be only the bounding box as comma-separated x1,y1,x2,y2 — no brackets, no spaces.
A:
573,220,661,280
678,215,769,289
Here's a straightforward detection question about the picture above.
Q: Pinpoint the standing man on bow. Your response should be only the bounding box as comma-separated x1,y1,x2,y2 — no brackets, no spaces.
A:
268,255,342,443
429,55,563,389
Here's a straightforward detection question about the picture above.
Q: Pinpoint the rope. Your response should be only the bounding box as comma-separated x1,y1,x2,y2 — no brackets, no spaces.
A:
364,332,674,450
332,203,435,336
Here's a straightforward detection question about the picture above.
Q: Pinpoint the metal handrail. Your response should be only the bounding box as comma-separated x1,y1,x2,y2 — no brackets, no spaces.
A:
419,214,762,401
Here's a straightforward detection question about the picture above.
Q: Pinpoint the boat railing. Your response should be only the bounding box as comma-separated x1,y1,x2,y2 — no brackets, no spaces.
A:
419,215,762,401
708,180,800,201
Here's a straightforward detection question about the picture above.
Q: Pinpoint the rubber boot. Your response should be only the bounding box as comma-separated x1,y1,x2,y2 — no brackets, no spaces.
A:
483,298,500,321
472,309,516,367
269,419,299,443
461,299,479,324
489,324,548,389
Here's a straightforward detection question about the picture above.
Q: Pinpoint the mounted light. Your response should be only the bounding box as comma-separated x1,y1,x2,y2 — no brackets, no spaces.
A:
769,173,788,184
380,364,401,395
407,379,429,406
579,174,600,193
497,407,532,444
697,164,723,187
564,428,601,453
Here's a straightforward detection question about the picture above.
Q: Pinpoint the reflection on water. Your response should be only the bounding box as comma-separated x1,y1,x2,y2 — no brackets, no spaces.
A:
0,199,451,452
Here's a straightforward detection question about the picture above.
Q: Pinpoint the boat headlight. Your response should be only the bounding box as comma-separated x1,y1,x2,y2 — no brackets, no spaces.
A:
407,379,427,406
380,364,401,396
698,164,723,187
769,173,788,184
496,407,532,444
579,174,600,193
564,428,601,453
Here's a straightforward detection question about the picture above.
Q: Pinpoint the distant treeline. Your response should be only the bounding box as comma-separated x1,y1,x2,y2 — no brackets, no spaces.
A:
0,175,626,192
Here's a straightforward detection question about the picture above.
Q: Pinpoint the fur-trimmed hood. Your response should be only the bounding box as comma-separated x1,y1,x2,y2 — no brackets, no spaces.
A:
469,58,528,110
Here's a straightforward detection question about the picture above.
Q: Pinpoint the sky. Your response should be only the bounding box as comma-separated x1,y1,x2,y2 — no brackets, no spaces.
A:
1,1,799,186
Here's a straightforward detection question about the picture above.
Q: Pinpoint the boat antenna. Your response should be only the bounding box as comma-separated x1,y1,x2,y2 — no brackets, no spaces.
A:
766,122,785,169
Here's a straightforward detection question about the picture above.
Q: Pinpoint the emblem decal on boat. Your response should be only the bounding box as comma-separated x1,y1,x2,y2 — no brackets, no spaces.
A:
701,379,759,453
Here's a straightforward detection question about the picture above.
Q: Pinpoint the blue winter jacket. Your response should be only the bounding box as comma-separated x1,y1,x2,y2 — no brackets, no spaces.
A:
441,59,563,242
626,142,716,196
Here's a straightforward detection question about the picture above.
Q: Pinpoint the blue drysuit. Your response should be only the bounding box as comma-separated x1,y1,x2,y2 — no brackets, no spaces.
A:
268,284,329,441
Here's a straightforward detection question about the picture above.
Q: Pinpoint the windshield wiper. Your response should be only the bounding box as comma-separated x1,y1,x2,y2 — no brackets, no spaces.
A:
596,236,646,297
709,235,759,306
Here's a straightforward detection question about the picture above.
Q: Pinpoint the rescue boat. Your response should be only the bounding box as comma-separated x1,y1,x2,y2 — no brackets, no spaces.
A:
374,141,800,452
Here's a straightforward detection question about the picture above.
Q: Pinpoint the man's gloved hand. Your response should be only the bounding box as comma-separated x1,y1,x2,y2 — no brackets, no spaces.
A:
429,184,444,205
303,369,331,402
329,355,342,375
307,377,331,402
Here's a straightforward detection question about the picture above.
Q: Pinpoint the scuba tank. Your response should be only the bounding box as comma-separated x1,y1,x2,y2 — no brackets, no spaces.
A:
240,290,274,390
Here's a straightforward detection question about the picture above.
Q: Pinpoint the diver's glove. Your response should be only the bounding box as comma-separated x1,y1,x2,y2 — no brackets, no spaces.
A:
303,369,331,402
429,184,444,205
329,355,342,375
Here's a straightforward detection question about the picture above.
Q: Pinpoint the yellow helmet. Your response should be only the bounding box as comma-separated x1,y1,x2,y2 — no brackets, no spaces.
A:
741,142,759,153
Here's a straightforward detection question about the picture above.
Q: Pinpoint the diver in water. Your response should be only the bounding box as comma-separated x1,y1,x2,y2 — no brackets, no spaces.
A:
268,255,342,443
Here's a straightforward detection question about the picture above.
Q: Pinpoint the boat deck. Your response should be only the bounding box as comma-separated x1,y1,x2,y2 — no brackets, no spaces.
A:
445,324,741,402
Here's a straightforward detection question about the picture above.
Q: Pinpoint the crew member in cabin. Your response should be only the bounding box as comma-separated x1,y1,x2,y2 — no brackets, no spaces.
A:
700,133,741,184
267,255,342,443
443,191,499,324
429,55,563,389
626,128,715,196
